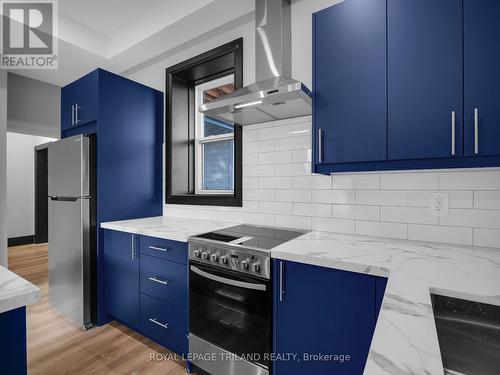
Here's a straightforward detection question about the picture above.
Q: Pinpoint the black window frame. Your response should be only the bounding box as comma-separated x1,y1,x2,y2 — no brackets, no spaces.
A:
165,38,243,207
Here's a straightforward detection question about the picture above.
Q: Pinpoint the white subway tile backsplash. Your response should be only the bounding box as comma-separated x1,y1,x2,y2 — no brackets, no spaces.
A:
333,173,380,190
259,176,293,189
164,120,500,248
292,149,311,163
407,190,474,209
474,191,500,209
275,215,312,230
244,189,275,201
243,177,259,189
312,217,355,234
356,190,407,206
381,172,438,190
474,228,500,248
293,175,332,189
258,150,292,165
275,189,312,203
356,221,407,239
275,163,310,176
312,190,355,204
439,170,500,190
333,204,380,221
408,224,473,246
259,201,293,215
258,125,292,140
293,203,332,217
274,135,310,151
244,164,274,177
381,206,437,225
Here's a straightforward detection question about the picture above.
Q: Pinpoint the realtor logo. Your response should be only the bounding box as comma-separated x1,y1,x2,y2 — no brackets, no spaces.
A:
1,0,58,69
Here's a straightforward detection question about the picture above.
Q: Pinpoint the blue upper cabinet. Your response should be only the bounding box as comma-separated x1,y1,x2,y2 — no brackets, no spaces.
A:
273,260,380,374
313,0,387,169
313,0,500,174
464,0,500,157
61,70,98,132
388,0,463,160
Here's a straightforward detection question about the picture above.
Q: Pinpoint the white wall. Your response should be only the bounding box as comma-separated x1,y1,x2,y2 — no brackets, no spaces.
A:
165,117,500,249
6,133,56,239
0,71,7,267
7,73,61,139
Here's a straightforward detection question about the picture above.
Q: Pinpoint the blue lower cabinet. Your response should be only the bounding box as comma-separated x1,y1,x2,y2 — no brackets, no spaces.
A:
104,230,140,330
140,254,188,310
0,306,27,375
273,260,385,375
140,294,188,356
140,236,188,265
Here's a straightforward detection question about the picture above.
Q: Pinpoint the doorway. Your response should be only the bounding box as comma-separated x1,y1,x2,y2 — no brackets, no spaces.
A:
34,145,48,243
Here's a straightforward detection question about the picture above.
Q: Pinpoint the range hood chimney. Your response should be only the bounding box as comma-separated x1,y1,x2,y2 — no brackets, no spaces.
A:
199,0,312,126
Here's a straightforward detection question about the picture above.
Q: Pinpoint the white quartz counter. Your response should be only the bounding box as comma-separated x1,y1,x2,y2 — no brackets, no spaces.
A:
0,266,40,314
100,216,236,242
271,231,500,375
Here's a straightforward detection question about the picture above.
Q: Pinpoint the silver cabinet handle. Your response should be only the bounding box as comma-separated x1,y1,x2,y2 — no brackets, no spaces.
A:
279,261,284,302
149,246,168,252
148,276,169,285
71,105,75,126
451,111,456,155
131,234,135,260
474,108,479,154
149,318,168,329
318,128,323,164
190,265,267,291
74,103,80,125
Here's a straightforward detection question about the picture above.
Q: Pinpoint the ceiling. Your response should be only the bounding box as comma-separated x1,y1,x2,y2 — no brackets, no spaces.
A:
5,0,254,87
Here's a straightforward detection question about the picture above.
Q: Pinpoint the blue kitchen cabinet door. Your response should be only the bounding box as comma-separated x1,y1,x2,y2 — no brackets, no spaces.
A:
313,0,387,169
388,0,463,160
60,70,98,131
464,0,500,157
0,307,27,375
103,230,140,330
273,260,376,375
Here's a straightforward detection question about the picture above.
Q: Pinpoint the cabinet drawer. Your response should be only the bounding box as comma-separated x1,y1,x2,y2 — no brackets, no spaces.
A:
140,255,187,310
140,236,187,264
140,294,188,355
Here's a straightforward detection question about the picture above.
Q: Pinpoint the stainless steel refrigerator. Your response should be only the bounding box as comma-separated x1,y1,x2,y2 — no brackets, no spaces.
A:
48,134,96,329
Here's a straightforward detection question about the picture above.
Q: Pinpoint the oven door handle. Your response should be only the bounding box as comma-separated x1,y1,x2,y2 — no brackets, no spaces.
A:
190,265,267,291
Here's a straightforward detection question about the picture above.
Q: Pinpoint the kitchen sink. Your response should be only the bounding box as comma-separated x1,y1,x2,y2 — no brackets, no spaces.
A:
431,294,500,375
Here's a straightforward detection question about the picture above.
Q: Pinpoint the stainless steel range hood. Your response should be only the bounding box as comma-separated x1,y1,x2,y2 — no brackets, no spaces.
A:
199,0,312,126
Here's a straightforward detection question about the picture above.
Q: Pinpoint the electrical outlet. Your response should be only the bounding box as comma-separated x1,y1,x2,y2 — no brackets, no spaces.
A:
430,193,449,216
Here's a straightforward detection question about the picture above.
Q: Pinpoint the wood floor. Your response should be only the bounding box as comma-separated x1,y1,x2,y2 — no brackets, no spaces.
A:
8,243,191,375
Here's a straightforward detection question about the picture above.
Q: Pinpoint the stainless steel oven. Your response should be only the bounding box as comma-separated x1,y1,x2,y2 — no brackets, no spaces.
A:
188,224,307,375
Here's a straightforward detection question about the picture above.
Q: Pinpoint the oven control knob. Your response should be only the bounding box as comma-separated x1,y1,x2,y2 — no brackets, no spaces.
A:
220,255,228,264
202,252,210,260
211,253,219,262
241,260,249,270
252,263,261,272
193,250,201,258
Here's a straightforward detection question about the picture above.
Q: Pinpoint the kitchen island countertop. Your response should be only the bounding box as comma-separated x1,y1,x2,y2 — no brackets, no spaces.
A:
0,265,40,314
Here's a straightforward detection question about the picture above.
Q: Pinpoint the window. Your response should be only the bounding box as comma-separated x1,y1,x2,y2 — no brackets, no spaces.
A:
165,38,243,206
195,75,235,194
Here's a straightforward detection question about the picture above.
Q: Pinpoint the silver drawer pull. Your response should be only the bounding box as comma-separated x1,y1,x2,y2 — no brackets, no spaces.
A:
148,276,169,285
149,246,168,252
474,108,479,154
451,111,456,155
149,318,168,329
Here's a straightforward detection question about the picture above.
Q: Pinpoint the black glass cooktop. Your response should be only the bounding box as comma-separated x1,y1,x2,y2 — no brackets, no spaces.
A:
196,224,309,250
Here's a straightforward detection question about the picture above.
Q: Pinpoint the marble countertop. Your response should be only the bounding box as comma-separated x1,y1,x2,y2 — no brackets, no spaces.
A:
271,231,500,375
0,266,40,314
100,216,237,242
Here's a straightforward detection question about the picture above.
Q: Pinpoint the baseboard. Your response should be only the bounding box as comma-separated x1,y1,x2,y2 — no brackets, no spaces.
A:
8,235,35,247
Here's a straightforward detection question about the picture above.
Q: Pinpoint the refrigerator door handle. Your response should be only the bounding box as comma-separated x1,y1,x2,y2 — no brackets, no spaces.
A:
50,196,78,202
